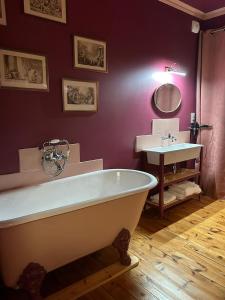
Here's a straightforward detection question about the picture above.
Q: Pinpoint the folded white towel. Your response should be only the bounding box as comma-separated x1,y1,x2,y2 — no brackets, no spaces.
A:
182,181,197,186
169,181,201,197
169,186,195,197
151,191,176,204
168,190,185,200
193,186,202,194
175,181,199,188
173,181,193,188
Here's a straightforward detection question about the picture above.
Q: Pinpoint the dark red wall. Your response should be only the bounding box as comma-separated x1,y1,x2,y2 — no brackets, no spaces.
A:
0,0,198,174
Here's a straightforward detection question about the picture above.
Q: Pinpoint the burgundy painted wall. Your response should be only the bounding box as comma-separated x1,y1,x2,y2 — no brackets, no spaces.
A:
181,0,225,13
0,0,198,174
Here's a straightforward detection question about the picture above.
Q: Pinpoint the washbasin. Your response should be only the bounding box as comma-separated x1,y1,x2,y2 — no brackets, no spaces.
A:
143,143,203,165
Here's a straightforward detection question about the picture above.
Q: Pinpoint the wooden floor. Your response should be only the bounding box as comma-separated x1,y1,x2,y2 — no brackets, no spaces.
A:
79,196,225,300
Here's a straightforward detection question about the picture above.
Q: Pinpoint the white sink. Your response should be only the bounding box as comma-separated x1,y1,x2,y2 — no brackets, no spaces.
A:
143,143,203,165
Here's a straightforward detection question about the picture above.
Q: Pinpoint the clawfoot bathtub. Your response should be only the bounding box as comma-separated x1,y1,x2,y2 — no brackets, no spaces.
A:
0,169,157,295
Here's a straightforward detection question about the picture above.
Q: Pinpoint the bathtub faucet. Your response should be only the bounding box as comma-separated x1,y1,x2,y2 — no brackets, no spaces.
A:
41,139,70,177
45,148,68,162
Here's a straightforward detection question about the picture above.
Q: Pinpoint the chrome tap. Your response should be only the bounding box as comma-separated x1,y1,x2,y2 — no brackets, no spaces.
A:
161,133,177,146
41,139,70,176
169,133,177,143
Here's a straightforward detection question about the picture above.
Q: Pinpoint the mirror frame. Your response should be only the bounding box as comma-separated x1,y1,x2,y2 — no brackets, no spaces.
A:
154,83,182,113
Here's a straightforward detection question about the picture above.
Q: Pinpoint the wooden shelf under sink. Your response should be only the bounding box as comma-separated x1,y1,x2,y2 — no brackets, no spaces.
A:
149,168,201,210
164,168,200,187
150,193,201,209
144,146,203,218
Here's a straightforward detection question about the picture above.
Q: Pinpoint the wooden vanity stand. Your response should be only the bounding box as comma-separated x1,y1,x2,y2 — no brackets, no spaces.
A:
146,148,203,218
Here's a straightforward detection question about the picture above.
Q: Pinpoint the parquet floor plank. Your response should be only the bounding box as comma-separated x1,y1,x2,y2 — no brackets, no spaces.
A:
86,197,225,300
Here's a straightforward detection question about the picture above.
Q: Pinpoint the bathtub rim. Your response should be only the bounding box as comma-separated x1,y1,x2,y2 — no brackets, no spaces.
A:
0,169,157,229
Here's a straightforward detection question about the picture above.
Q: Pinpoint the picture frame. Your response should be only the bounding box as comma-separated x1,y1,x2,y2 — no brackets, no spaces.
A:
24,0,67,24
62,79,98,112
74,36,107,73
0,49,49,91
0,0,7,26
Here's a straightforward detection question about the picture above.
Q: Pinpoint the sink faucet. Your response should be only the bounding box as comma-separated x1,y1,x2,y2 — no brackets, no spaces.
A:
161,133,177,146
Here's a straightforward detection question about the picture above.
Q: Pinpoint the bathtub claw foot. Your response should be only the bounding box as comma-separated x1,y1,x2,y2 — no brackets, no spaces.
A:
113,228,131,266
17,262,47,300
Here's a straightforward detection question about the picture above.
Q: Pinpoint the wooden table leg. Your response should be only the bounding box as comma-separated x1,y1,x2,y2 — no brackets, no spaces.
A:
159,154,165,218
198,147,203,187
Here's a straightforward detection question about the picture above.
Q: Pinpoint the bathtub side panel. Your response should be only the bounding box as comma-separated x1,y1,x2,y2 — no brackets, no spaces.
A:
0,191,148,287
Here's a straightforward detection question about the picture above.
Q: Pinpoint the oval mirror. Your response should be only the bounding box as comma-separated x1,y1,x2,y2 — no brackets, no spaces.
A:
154,83,181,113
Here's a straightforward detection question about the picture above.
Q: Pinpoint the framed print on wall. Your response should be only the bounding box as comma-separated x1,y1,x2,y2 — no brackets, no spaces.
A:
74,36,107,73
24,0,67,23
62,79,98,112
0,49,49,91
0,0,7,25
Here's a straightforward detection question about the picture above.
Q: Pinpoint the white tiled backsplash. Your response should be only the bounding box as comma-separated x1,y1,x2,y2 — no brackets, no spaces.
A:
152,118,179,136
136,118,190,152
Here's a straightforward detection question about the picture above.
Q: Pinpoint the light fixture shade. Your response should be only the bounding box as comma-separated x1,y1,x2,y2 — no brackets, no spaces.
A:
165,66,186,77
192,20,200,34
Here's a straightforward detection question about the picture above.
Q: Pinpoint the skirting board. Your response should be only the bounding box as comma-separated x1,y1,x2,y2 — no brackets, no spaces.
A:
46,254,139,300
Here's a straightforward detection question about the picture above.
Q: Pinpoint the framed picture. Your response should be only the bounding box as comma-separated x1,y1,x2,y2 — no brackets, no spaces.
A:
74,36,107,73
24,0,67,23
0,0,7,25
62,79,98,112
0,49,49,91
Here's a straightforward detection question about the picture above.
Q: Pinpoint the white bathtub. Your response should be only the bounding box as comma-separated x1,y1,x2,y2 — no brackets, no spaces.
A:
0,169,157,288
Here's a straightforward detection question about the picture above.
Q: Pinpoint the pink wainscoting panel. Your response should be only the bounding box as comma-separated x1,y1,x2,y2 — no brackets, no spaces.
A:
0,143,102,192
19,144,80,172
0,171,52,192
152,118,180,136
135,131,190,152
136,135,162,152
0,172,27,192
176,131,190,143
0,159,103,192
19,148,43,172
74,160,103,175
57,160,103,179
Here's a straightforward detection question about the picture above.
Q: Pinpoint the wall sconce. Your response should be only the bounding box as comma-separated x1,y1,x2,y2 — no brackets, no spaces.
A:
165,66,186,77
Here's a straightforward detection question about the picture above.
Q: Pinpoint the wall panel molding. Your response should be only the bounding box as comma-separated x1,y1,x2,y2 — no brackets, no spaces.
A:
158,0,225,20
